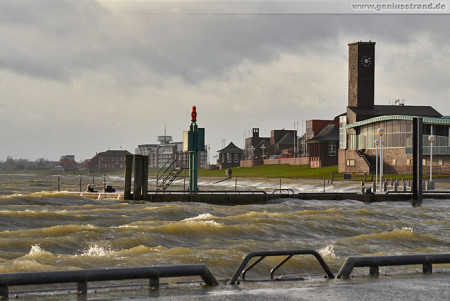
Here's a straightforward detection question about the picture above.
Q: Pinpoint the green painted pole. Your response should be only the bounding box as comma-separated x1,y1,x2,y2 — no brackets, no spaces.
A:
189,123,199,192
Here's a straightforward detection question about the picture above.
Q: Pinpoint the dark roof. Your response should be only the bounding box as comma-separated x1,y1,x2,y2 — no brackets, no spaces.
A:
348,105,442,120
307,124,339,143
91,150,131,161
218,142,243,153
255,139,270,148
277,133,294,145
103,150,132,156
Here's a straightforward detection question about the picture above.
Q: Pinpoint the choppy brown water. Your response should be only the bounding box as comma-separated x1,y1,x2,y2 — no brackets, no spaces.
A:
0,174,449,281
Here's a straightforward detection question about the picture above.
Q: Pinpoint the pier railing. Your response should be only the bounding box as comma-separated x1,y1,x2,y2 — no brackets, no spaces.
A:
229,249,334,284
1,252,450,298
337,254,450,279
148,190,267,195
0,264,218,299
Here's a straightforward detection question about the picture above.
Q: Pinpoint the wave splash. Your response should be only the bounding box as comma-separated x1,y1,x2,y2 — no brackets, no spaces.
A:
81,243,114,257
318,244,337,259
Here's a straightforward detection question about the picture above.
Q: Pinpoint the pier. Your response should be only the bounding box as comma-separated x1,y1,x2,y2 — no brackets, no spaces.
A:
74,189,450,204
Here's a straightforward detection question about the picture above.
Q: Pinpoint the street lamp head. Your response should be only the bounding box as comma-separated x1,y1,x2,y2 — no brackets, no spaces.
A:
375,139,379,146
377,127,385,136
428,135,436,142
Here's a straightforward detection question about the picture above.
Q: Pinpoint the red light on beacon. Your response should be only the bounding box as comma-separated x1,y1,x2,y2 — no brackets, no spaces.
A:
191,106,197,122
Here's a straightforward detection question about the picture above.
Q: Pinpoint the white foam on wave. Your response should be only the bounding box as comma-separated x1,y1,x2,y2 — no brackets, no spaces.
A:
182,213,215,221
318,244,337,258
27,244,51,256
400,227,413,232
82,244,113,257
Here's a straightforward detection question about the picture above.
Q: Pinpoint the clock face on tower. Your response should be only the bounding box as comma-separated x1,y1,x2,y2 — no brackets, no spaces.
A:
360,55,372,68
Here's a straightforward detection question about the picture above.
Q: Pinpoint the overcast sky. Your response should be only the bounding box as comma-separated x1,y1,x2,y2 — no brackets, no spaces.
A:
1,0,449,162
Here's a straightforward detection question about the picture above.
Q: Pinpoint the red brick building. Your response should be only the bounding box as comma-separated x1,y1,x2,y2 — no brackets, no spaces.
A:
339,41,450,175
87,150,132,173
306,121,340,168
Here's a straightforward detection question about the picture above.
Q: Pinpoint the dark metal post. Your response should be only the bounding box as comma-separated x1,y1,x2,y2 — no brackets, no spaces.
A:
57,176,60,192
412,118,423,202
124,154,133,200
142,155,149,200
133,155,143,200
79,174,82,192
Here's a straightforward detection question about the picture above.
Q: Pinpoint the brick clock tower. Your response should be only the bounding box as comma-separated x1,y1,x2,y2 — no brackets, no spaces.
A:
348,41,375,109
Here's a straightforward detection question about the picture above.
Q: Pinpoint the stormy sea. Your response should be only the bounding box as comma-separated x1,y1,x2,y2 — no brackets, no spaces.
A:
0,174,449,300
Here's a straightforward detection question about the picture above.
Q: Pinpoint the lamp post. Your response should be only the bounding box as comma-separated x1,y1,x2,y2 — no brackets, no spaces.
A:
428,135,435,184
375,139,379,190
377,128,385,191
261,144,266,160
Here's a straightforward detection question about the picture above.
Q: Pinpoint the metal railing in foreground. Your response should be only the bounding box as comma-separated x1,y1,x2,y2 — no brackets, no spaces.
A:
337,254,450,279
228,249,335,284
0,264,218,299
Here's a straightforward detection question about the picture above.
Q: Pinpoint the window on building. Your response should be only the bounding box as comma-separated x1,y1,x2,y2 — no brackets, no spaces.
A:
346,159,355,167
226,153,232,163
339,115,347,150
439,159,443,166
328,143,336,156
392,159,397,166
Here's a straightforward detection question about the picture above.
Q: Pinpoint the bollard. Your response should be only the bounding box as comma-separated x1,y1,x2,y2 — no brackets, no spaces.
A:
124,154,133,200
142,155,149,200
383,180,388,192
133,155,143,200
361,181,365,193
403,181,407,192
372,181,376,193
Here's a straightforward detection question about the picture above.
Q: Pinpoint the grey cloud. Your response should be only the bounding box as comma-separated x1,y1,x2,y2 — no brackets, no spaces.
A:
1,0,449,86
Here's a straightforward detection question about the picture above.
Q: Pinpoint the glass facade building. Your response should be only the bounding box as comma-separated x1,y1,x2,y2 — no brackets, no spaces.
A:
341,115,450,155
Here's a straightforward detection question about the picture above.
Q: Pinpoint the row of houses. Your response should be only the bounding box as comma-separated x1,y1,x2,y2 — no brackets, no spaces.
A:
217,41,450,174
56,134,208,173
57,41,449,175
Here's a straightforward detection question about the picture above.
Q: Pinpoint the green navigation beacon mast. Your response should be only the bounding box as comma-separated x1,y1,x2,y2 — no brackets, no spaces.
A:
183,106,205,192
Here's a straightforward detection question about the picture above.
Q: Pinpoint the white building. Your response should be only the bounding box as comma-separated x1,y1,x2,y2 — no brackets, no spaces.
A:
135,134,207,168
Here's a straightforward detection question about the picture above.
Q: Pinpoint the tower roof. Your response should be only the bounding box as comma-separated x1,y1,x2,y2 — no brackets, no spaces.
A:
218,142,244,153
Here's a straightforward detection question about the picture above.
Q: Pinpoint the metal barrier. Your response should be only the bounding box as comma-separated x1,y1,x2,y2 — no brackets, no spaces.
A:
147,190,267,195
0,264,218,299
229,250,334,284
337,254,450,279
271,189,295,195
